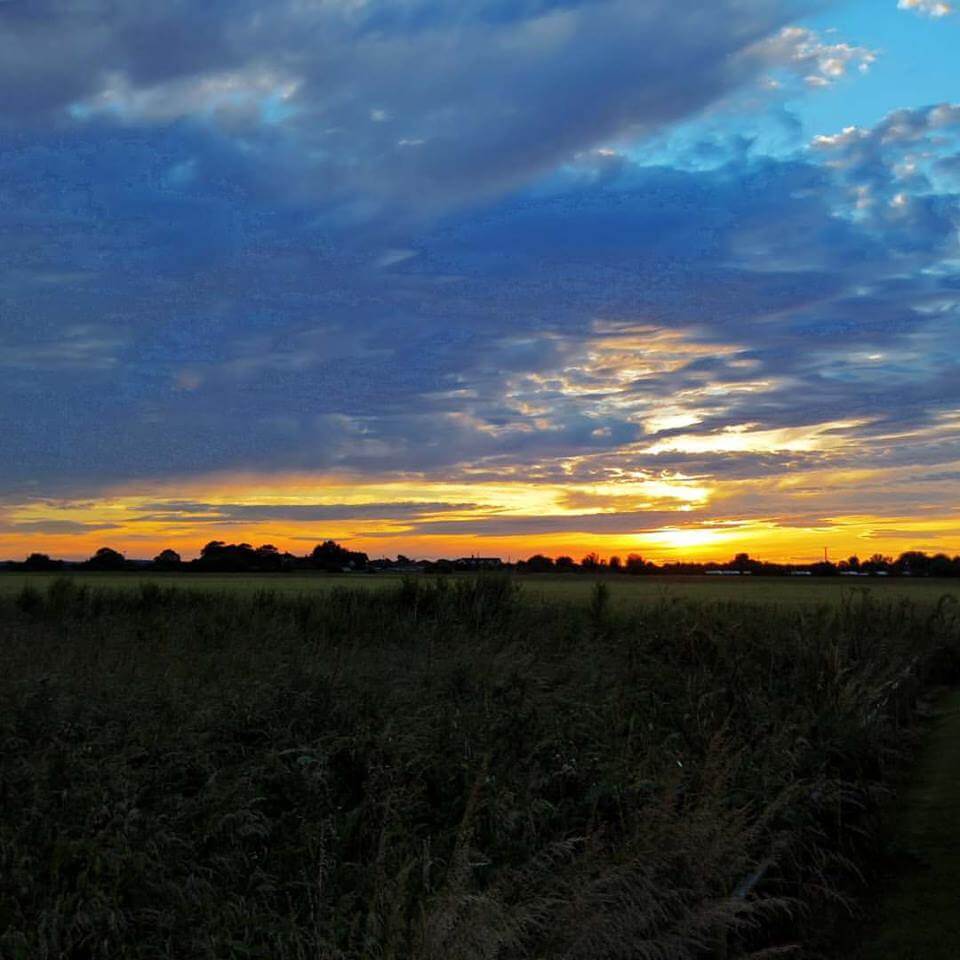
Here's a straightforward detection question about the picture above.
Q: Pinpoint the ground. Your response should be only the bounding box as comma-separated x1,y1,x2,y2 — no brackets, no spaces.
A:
2,570,959,607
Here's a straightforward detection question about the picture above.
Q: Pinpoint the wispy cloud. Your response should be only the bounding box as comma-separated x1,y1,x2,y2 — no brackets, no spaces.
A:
898,0,954,18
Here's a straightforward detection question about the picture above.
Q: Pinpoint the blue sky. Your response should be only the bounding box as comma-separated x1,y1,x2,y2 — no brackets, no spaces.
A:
1,0,958,561
800,0,959,133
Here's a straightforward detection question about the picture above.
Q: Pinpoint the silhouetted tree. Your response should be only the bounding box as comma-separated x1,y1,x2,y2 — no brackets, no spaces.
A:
255,544,285,571
729,552,761,573
196,541,258,571
608,555,622,572
86,547,127,570
555,556,577,572
310,540,368,572
24,552,63,571
153,549,182,571
194,541,298,572
862,554,892,574
525,554,555,573
929,553,956,577
896,551,932,577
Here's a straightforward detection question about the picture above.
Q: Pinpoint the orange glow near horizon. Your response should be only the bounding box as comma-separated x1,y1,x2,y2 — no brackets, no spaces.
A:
2,466,959,564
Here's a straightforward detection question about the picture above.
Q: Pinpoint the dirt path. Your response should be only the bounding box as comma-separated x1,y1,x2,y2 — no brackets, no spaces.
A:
848,689,960,959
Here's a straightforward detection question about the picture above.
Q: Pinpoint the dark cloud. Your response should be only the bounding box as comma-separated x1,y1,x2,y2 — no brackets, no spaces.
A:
2,123,957,494
129,501,480,524
359,511,705,538
0,0,811,208
3,520,121,534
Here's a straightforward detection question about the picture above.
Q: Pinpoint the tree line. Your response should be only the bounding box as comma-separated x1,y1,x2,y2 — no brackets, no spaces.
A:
4,543,960,577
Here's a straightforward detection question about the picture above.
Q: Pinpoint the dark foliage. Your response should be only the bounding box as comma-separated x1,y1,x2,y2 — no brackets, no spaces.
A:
84,546,128,571
5,543,960,578
1,582,958,958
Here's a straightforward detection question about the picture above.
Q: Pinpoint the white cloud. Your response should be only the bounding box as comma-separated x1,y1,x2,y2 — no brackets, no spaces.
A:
898,0,953,17
761,27,877,88
72,69,301,123
813,104,960,155
812,125,867,149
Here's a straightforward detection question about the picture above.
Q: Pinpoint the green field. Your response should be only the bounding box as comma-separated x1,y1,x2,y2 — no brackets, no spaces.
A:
2,576,959,958
851,689,960,960
3,570,959,607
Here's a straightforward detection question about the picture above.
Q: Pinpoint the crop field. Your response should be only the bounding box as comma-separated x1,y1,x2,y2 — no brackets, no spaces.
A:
1,577,959,958
2,570,960,607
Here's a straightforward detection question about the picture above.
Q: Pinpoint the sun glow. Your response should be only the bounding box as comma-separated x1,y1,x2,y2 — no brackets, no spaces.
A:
643,527,738,551
4,459,957,564
643,420,870,456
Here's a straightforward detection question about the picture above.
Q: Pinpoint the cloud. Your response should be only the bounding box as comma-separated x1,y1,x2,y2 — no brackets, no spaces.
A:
1,4,958,559
1,105,958,507
760,26,877,88
129,501,480,524
1,0,815,213
3,520,121,534
897,0,954,17
0,326,126,371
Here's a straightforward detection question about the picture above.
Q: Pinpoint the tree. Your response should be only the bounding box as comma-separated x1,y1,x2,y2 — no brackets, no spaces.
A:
929,553,955,577
625,554,646,575
24,552,62,571
862,554,892,574
555,556,577,572
255,544,284,571
728,552,762,574
87,547,127,570
581,552,602,572
197,541,258,571
525,554,555,573
896,551,931,577
311,540,369,572
608,555,622,572
153,549,182,570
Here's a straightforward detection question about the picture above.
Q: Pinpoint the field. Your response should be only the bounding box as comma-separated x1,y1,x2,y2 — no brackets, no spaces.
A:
1,576,959,958
3,570,960,608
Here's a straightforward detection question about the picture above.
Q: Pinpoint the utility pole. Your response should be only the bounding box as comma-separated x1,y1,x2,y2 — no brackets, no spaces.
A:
823,546,829,564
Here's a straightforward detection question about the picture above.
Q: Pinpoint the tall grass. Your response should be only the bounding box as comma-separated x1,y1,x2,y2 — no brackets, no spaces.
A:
0,578,957,958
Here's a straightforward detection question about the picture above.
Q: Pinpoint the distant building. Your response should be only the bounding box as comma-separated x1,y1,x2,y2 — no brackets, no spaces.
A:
454,557,503,570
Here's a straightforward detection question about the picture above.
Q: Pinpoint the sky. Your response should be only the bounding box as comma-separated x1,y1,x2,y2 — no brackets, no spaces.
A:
1,0,959,563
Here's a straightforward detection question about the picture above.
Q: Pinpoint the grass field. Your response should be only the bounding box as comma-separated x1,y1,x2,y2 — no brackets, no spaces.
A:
2,575,959,958
2,570,959,607
845,688,960,960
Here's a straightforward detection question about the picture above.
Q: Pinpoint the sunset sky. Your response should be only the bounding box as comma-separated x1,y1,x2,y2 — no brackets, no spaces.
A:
2,0,959,562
